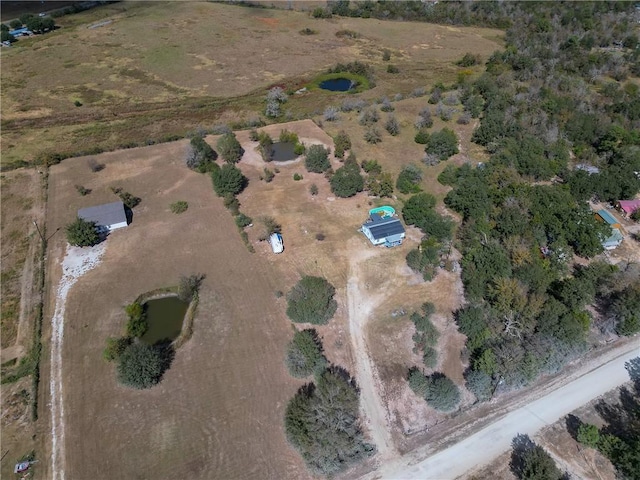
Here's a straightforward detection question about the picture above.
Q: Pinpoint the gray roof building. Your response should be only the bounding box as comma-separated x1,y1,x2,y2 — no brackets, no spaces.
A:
361,214,405,247
77,201,128,232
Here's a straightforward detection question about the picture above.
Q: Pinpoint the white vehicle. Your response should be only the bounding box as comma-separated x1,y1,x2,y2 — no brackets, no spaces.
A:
269,233,284,254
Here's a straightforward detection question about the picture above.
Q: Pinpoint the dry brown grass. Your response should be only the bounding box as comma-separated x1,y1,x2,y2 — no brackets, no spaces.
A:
0,2,502,166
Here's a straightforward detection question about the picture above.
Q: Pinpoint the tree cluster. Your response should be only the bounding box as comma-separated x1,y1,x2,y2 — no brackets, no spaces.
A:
65,217,99,247
408,369,461,412
286,276,338,325
186,135,217,172
304,145,331,173
330,156,363,198
285,329,328,378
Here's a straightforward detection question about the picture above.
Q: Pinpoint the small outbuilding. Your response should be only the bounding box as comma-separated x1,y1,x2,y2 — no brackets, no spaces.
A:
595,209,622,229
78,201,128,233
602,228,623,250
617,199,640,217
361,213,405,247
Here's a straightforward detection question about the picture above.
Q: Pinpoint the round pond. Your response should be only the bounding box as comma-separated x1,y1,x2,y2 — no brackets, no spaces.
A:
319,77,355,92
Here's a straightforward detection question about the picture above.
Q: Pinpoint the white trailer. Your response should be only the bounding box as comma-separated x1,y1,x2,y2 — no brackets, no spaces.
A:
269,233,284,254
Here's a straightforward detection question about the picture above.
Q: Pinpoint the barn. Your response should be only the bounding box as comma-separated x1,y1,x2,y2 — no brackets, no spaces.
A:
78,202,128,233
361,214,405,247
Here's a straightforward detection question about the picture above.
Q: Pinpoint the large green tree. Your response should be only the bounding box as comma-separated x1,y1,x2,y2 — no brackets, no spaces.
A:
65,217,99,247
216,133,244,164
211,163,247,197
305,145,331,173
330,162,364,198
425,128,459,161
285,329,328,378
286,276,337,325
116,342,172,389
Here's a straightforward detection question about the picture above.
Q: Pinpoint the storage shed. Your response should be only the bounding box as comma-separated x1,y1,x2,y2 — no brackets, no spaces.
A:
595,209,622,229
361,214,405,247
78,202,128,233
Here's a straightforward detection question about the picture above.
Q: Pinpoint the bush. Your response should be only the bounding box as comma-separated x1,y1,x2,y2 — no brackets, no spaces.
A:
286,276,338,325
263,168,275,183
299,27,317,35
358,108,379,126
333,131,351,159
425,128,459,161
456,52,481,67
116,191,141,209
382,50,391,61
310,184,319,195
170,201,188,214
364,128,382,144
423,372,461,411
423,347,438,368
396,164,422,194
235,212,253,228
178,274,204,303
223,194,240,215
87,158,105,172
74,100,82,107
249,129,259,141
324,106,340,122
216,133,244,164
457,112,471,125
386,64,399,74
65,218,99,247
415,130,430,144
75,185,91,196
330,163,364,198
380,97,394,112
284,369,375,475
186,135,218,171
212,164,247,197
257,215,281,241
116,342,172,390
285,329,328,378
125,302,147,338
385,115,400,136
305,145,331,173
103,337,131,362
436,103,454,121
464,369,493,402
415,107,433,129
293,173,303,181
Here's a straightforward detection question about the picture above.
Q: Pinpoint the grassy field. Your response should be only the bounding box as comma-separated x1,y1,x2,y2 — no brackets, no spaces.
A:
0,1,502,167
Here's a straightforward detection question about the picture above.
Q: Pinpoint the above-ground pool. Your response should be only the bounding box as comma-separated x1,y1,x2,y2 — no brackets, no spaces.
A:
369,206,396,218
319,78,355,92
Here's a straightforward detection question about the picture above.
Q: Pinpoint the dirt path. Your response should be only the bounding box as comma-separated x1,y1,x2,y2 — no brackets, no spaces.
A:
49,243,106,480
346,247,397,459
364,342,639,480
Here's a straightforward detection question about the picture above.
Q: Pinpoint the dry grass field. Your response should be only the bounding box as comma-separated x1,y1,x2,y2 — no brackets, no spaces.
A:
35,114,475,479
0,1,502,166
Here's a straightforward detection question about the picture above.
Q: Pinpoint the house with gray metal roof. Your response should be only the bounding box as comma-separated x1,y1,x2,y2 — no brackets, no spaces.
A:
361,214,405,247
78,201,128,233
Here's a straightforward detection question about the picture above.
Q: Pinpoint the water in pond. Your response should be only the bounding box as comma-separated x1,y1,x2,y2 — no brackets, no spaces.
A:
141,296,188,345
271,142,298,162
319,77,355,92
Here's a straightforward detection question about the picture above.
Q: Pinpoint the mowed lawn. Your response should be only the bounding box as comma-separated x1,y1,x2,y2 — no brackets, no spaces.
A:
0,1,502,165
43,143,314,480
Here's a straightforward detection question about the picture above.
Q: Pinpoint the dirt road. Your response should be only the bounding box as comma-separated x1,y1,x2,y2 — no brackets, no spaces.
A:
347,248,397,459
367,343,639,479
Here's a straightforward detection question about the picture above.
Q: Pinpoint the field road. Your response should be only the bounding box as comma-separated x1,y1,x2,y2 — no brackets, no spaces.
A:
367,342,639,480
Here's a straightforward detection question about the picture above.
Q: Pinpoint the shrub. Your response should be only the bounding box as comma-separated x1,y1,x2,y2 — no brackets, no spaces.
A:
125,302,147,338
361,159,382,174
116,342,172,389
415,107,433,129
286,276,338,325
186,135,218,172
423,347,438,369
284,369,375,475
305,145,331,173
382,50,391,61
65,218,99,247
279,129,299,144
263,168,275,183
74,100,82,107
170,201,188,214
87,158,105,172
324,106,340,122
386,64,399,74
358,107,379,126
103,337,131,362
425,128,459,161
577,423,600,448
316,233,325,241
257,131,274,162
212,164,247,197
257,215,281,241
464,369,493,402
335,29,360,39
333,131,351,159
415,130,430,144
428,88,442,104
456,52,481,67
178,274,204,302
293,173,303,181
311,6,332,18
385,115,400,136
235,212,253,228
285,329,328,378
411,87,426,98
396,164,422,194
409,371,461,411
299,27,317,35
75,185,91,196
380,97,394,112
330,163,364,198
436,102,454,121
116,191,141,209
364,128,382,144
267,86,288,103
223,194,240,215
457,112,471,125
341,98,367,112
249,129,259,141
310,183,319,195
216,133,244,164
265,99,280,118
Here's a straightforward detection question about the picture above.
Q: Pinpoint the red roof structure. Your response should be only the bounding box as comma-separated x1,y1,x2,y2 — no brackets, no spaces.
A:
617,199,640,215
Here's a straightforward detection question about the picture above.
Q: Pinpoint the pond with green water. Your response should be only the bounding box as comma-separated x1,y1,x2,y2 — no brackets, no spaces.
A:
140,296,188,345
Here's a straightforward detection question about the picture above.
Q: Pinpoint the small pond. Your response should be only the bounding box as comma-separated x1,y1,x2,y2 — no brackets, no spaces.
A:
319,77,355,92
271,142,298,162
140,296,188,345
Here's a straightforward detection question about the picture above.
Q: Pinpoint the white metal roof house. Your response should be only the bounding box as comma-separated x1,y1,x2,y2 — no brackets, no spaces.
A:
361,214,405,247
77,201,128,233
